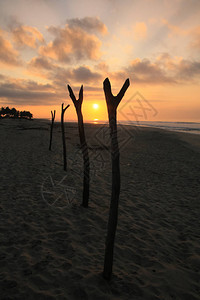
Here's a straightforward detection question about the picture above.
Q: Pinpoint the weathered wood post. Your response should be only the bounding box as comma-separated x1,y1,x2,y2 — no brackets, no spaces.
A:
103,77,130,280
67,85,90,208
49,110,56,151
61,103,70,171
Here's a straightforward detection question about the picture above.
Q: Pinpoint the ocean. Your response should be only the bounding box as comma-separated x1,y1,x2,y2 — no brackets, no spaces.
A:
43,118,200,135
119,121,200,135
91,120,200,135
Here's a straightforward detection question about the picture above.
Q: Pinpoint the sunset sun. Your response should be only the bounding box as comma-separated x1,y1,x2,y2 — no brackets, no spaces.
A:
93,103,99,110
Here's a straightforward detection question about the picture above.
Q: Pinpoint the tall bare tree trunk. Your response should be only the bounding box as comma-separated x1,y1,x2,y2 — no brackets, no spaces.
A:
67,85,90,208
103,77,130,280
61,104,70,171
49,110,56,151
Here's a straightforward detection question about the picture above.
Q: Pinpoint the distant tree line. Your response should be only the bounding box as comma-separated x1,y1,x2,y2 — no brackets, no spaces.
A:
0,107,33,120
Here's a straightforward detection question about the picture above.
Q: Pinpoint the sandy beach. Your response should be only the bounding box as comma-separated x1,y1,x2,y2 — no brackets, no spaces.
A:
0,118,199,300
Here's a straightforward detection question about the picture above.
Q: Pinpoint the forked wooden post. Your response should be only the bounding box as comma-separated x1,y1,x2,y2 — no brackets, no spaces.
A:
67,85,90,208
61,103,70,171
103,77,130,280
49,110,56,151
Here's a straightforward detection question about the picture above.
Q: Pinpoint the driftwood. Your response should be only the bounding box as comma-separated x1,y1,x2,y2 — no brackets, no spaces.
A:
103,77,130,280
61,103,70,171
67,85,90,208
49,110,56,151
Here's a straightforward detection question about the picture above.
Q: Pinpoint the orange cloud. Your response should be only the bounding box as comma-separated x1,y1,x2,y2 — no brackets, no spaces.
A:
155,53,200,81
29,56,55,70
67,17,108,35
39,26,101,62
162,19,187,37
12,25,44,48
156,53,183,71
95,61,109,73
161,20,200,52
0,29,21,66
120,22,147,40
0,71,103,109
26,56,56,79
28,55,103,85
133,22,147,40
114,55,200,85
190,26,200,50
125,58,175,84
51,65,103,88
39,18,104,63
0,74,58,106
28,51,200,88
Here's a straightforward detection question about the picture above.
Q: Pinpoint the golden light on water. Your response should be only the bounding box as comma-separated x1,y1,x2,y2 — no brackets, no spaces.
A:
93,118,99,124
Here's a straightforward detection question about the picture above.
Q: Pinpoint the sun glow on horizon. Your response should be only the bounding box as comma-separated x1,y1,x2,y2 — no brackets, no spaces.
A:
93,118,99,124
93,103,99,109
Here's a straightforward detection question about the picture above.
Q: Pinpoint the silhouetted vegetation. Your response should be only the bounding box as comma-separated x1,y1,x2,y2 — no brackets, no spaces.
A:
0,106,33,120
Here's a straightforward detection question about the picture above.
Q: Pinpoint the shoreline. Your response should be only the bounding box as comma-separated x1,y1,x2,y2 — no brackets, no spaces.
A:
3,117,200,136
1,117,200,154
39,118,200,136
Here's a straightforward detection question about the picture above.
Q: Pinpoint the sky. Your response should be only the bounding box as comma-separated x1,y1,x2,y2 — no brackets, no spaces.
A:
0,0,200,122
